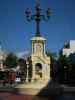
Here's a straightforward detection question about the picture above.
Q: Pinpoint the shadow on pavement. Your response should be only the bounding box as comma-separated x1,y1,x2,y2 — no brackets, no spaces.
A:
36,80,63,96
32,80,63,100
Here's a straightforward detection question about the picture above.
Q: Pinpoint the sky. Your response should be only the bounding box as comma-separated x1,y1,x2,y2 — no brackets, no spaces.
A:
0,0,75,54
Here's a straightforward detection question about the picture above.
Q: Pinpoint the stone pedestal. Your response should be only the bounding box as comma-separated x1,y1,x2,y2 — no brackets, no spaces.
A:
31,36,51,82
15,79,50,95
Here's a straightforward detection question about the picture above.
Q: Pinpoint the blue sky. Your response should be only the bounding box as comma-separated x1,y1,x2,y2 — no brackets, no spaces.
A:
0,0,75,53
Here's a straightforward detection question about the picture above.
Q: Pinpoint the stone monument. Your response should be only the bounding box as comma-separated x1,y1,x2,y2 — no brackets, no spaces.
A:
31,36,50,82
15,0,51,95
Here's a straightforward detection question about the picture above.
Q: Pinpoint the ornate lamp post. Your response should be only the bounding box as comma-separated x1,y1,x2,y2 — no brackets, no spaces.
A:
26,60,29,83
25,0,51,36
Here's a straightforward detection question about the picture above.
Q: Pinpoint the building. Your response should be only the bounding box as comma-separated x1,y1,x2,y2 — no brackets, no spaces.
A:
63,40,75,56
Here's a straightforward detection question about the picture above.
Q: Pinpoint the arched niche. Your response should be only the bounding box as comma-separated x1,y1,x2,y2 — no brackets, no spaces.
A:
35,63,42,80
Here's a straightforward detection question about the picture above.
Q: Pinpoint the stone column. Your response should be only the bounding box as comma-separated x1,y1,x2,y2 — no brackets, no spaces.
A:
31,63,35,82
42,64,46,80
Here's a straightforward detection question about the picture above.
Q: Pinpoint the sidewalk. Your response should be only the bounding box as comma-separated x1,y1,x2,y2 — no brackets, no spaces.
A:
61,84,75,93
0,82,75,95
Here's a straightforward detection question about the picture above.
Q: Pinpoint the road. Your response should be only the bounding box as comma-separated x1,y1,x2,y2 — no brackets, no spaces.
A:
0,92,57,100
0,92,75,100
0,92,33,100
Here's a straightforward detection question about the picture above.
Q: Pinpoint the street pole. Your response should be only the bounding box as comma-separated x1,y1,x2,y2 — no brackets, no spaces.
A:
26,61,29,83
25,0,51,36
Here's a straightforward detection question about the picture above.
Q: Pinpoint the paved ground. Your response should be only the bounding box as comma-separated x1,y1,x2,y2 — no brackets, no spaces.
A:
0,83,75,100
0,92,54,100
0,92,34,100
0,92,75,100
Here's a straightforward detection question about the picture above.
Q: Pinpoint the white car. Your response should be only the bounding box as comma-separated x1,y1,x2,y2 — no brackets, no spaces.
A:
15,77,21,82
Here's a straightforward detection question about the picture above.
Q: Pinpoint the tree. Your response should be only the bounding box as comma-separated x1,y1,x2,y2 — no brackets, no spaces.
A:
63,42,70,49
17,58,27,82
46,51,58,81
68,53,75,85
4,53,18,68
17,58,27,71
58,50,72,84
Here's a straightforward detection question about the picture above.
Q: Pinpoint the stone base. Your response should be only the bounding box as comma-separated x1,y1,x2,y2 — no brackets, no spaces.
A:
15,80,50,95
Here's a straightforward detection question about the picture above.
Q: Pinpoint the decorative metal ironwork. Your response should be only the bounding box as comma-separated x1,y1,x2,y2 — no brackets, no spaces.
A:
25,0,51,36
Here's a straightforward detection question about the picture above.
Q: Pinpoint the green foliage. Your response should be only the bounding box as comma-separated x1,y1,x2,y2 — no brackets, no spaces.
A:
0,72,5,80
17,58,27,81
18,58,26,71
58,50,71,67
68,53,75,84
46,51,58,81
58,50,72,84
18,58,26,67
64,42,70,48
4,53,18,68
